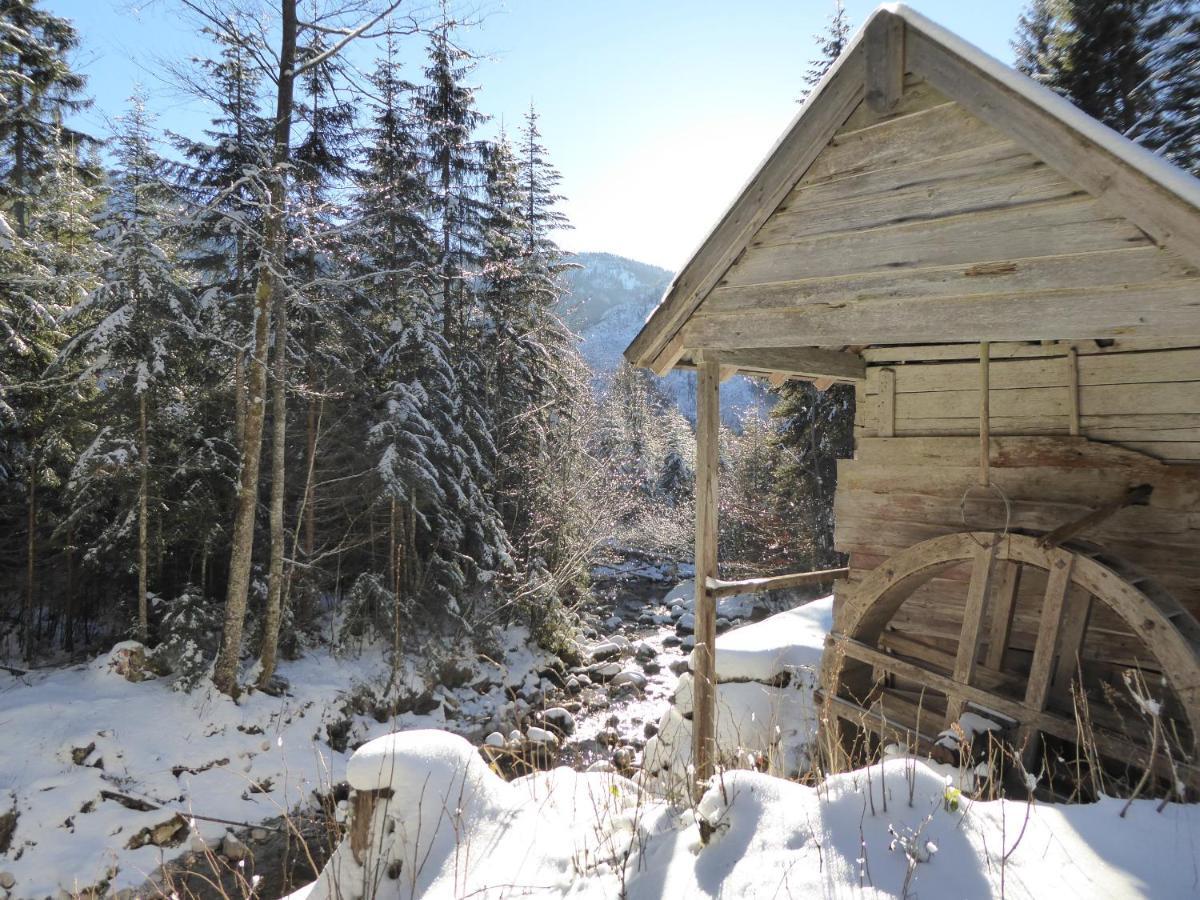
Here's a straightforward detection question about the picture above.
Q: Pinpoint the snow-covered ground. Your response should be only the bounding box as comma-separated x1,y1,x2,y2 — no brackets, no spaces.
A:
0,626,559,897
294,728,1200,899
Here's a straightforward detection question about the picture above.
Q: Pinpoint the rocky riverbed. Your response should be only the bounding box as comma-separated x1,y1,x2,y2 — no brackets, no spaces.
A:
146,571,796,897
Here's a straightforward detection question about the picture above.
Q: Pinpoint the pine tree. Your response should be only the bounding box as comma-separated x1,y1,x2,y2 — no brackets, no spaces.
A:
800,1,851,102
61,93,194,642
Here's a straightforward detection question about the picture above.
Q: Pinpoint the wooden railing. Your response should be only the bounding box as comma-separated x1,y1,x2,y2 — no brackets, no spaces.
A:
704,566,848,599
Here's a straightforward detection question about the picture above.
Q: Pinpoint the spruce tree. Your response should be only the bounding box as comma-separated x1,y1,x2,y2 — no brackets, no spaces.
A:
800,1,851,102
415,14,486,347
0,0,92,235
1138,1,1200,173
61,93,193,642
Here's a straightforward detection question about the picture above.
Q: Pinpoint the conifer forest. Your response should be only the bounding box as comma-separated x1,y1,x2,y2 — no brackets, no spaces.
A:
1,0,1199,897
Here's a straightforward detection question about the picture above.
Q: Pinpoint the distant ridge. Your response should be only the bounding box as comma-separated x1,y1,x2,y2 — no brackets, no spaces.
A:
559,252,769,423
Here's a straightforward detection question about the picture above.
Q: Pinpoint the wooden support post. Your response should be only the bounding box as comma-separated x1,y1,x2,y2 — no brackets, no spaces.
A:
692,355,720,796
1066,344,1080,436
979,342,990,487
865,11,905,115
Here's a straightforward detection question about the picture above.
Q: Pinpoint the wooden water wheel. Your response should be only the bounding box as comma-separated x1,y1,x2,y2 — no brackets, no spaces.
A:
820,531,1200,793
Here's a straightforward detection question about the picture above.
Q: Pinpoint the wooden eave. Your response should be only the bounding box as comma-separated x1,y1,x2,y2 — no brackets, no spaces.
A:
624,3,1200,379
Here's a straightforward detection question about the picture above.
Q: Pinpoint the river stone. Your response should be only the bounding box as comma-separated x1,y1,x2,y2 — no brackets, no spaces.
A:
484,731,506,748
715,617,732,632
603,615,623,631
605,714,620,728
0,873,14,890
541,707,576,737
633,641,655,660
669,605,685,620
526,726,559,746
588,661,622,681
221,833,249,861
675,613,695,635
669,659,690,676
644,721,659,739
681,636,696,651
641,660,661,675
612,747,635,772
565,676,582,694
597,728,620,747
610,670,647,691
587,642,623,663
661,634,681,648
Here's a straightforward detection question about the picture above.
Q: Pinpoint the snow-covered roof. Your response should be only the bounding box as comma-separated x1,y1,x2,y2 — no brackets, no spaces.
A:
625,3,1200,372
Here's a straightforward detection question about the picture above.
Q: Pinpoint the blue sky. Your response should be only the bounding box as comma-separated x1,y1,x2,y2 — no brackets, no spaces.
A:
51,0,1025,270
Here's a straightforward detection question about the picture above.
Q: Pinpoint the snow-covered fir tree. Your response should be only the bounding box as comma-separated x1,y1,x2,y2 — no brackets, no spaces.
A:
61,94,194,642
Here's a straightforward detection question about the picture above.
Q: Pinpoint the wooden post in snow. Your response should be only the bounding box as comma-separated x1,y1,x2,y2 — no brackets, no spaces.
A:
692,355,720,796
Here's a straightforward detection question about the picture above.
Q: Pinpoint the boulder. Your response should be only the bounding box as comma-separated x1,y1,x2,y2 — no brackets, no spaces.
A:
610,670,647,691
540,707,576,737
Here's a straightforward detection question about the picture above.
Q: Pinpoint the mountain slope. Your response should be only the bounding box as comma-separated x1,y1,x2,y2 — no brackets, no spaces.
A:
559,251,768,422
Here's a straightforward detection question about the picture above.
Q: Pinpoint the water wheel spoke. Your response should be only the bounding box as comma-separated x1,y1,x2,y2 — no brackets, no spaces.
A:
983,560,1022,672
1050,589,1093,708
947,535,998,725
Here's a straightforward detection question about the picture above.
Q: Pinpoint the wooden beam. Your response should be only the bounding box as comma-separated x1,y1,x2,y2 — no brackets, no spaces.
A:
649,331,687,376
706,566,850,599
719,365,738,382
865,11,905,115
1066,345,1081,436
1051,589,1092,707
905,25,1200,272
1037,483,1154,549
692,346,866,381
624,48,866,368
691,357,720,796
1024,548,1075,714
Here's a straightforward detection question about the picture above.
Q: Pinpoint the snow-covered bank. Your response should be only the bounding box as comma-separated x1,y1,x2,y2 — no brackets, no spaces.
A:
642,596,832,790
296,728,1200,899
0,626,560,897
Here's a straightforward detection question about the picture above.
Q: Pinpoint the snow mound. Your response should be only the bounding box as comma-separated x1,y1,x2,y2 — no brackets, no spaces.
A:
709,595,831,682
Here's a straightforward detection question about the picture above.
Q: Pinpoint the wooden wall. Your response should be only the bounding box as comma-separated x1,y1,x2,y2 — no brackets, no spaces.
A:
834,351,1200,719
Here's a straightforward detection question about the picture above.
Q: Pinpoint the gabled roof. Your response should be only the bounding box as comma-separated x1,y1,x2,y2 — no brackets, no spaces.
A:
625,3,1200,375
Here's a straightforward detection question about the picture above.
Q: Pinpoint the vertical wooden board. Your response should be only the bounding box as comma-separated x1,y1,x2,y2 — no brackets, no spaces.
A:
1025,549,1075,713
879,368,896,437
1051,588,1092,707
984,560,1022,671
692,358,720,791
865,12,905,115
1067,346,1081,436
947,536,998,724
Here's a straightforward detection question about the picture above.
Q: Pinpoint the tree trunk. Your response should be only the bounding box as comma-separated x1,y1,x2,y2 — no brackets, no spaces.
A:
234,349,247,455
304,395,318,558
212,0,298,697
257,287,288,687
137,393,150,642
65,524,75,653
24,465,36,662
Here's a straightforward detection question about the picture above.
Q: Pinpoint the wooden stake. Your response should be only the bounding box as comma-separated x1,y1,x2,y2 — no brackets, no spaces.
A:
979,342,990,487
1066,344,1081,436
692,355,720,797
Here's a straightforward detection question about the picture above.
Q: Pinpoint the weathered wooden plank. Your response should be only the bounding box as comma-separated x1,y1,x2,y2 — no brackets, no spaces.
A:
684,282,1200,348
893,381,1200,421
624,48,866,368
705,246,1197,315
861,337,1200,364
839,75,945,131
947,536,998,723
737,197,1148,281
1051,589,1093,707
707,567,849,599
984,561,1022,672
699,346,866,381
865,10,905,115
878,368,896,437
757,160,1080,245
803,101,1002,185
692,358,720,792
851,435,1182,469
906,26,1200,272
860,349,1200,395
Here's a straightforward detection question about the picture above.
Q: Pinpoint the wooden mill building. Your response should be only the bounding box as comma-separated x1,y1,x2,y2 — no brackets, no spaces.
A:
626,4,1200,793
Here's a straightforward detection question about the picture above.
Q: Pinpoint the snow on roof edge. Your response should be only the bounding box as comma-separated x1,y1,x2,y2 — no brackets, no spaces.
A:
886,3,1200,212
630,2,1200,365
